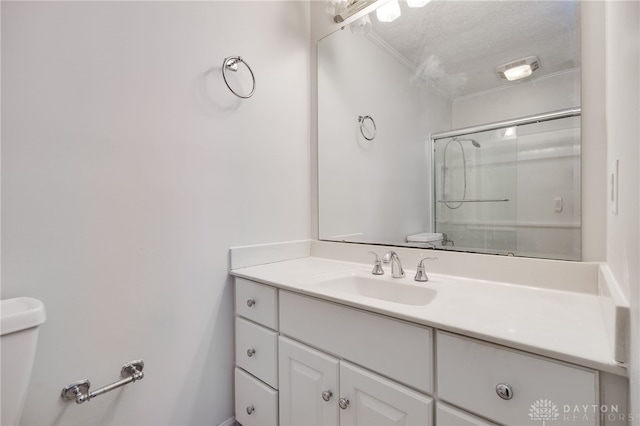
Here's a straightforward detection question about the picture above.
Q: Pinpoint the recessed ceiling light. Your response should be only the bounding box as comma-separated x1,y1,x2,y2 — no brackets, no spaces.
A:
496,56,540,81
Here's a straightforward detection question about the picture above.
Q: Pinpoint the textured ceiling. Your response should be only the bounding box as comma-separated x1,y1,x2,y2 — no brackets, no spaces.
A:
366,0,582,98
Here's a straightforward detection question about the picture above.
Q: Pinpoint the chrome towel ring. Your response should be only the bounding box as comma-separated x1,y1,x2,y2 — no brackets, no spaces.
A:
222,56,256,99
358,115,377,141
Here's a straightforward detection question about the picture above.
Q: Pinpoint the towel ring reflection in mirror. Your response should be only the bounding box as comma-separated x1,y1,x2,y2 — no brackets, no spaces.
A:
222,56,256,99
358,115,377,141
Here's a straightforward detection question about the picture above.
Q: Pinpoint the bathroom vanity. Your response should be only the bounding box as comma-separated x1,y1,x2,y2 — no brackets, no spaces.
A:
230,242,629,426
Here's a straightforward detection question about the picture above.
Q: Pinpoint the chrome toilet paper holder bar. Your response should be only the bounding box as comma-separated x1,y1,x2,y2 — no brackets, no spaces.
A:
61,360,144,404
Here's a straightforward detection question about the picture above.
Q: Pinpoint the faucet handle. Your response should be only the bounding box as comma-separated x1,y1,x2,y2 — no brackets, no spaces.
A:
368,251,384,275
415,257,438,282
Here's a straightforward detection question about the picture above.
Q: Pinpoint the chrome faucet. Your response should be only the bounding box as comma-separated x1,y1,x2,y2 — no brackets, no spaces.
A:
382,250,405,278
441,233,454,247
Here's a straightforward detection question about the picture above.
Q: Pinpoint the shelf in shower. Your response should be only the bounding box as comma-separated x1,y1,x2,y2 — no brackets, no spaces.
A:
437,198,510,203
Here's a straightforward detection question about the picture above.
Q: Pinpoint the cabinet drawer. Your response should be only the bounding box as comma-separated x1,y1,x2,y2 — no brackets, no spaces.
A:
437,332,598,426
235,368,278,426
236,317,278,389
279,290,433,394
236,278,278,329
436,402,498,426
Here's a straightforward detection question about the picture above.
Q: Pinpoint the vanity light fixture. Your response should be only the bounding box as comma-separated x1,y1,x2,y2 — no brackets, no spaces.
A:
496,56,540,81
407,0,431,7
326,0,349,17
376,0,401,22
330,0,377,23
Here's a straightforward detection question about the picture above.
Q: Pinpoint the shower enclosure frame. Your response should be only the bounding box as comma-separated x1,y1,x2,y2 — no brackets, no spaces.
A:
429,106,582,255
431,107,581,142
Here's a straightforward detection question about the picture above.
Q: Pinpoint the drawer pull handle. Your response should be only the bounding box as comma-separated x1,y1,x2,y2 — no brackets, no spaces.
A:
322,390,333,402
247,349,256,357
339,397,350,410
246,299,256,307
496,383,513,400
246,405,255,415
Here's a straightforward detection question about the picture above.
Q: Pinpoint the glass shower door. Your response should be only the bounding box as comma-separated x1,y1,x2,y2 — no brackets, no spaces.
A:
433,127,518,254
514,116,581,260
433,115,580,259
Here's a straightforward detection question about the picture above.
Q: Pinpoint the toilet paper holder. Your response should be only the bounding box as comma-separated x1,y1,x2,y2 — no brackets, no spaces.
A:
61,359,144,404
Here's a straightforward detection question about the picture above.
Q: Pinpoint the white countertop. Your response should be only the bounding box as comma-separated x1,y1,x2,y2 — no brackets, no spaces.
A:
231,256,625,376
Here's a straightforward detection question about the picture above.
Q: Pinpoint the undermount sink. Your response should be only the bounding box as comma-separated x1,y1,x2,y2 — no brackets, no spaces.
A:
313,273,436,306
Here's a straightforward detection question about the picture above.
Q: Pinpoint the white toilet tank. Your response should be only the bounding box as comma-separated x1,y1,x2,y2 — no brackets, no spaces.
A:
1,297,46,426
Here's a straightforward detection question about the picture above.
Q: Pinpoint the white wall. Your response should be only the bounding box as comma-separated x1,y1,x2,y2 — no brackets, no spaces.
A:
603,1,640,421
452,69,581,129
309,0,426,243
581,1,608,263
1,2,310,425
317,26,450,244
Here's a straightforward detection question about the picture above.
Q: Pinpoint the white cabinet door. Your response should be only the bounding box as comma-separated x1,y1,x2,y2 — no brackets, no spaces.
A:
339,362,433,426
279,337,339,426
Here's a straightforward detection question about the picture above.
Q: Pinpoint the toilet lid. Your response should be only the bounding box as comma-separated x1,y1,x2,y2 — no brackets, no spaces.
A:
1,297,46,336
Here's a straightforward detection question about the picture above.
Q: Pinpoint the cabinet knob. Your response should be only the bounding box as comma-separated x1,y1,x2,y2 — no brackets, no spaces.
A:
496,383,513,400
246,299,256,307
246,405,255,415
322,390,333,402
247,348,256,357
338,397,350,410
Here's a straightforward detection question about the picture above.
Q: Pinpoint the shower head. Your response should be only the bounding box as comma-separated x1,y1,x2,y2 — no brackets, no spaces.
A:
453,137,481,148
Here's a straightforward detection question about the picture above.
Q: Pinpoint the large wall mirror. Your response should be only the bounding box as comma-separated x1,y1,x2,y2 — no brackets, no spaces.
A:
318,0,582,260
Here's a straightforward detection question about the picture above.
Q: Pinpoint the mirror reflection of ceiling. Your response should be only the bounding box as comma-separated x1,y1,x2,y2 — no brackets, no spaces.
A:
367,0,581,98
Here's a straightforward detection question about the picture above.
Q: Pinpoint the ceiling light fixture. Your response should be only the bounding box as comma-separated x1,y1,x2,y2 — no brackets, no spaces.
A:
326,0,349,17
407,0,431,7
376,0,401,22
496,56,540,81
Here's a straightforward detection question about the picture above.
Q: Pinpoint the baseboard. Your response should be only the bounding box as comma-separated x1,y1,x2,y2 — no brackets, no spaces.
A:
217,416,237,426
